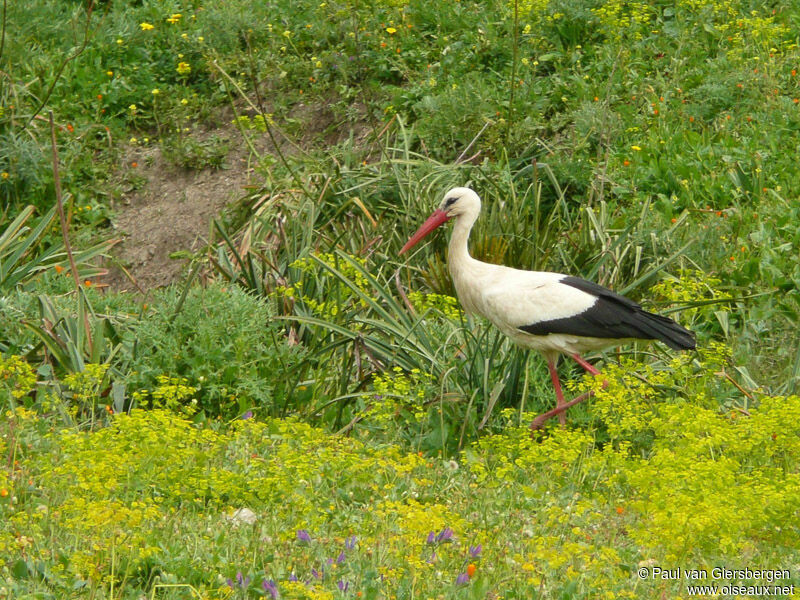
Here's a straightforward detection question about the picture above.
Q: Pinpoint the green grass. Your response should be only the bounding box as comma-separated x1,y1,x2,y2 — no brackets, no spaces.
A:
2,0,800,597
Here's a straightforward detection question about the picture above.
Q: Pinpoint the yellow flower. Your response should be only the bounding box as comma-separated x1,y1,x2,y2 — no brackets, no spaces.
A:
151,88,160,95
176,62,191,75
386,27,397,34
1,172,9,180
631,145,642,151
106,70,114,76
116,38,124,44
129,104,137,113
166,13,182,24
181,98,189,105
139,22,154,31
197,36,204,42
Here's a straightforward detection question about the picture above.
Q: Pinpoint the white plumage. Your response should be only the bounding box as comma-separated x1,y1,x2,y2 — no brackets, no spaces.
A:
400,187,695,428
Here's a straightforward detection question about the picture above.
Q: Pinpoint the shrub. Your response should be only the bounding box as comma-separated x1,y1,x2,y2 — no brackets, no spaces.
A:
124,283,304,419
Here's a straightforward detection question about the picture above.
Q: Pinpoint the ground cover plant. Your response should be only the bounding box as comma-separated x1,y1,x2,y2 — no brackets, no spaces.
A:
1,0,800,597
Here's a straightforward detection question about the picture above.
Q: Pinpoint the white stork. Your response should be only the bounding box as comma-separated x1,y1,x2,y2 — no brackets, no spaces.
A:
399,187,696,429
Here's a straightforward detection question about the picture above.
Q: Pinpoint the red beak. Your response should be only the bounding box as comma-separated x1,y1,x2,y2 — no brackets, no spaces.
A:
399,209,451,255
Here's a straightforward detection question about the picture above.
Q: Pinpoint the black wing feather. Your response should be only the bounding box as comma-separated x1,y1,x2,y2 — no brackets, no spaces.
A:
518,276,696,350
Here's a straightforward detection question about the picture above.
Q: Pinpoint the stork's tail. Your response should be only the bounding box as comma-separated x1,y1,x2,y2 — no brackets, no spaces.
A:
634,310,696,351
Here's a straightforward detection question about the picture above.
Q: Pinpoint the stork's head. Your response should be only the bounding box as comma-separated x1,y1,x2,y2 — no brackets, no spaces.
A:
399,187,481,255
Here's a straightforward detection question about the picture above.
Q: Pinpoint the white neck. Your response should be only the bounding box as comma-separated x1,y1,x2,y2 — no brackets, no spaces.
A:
447,210,480,277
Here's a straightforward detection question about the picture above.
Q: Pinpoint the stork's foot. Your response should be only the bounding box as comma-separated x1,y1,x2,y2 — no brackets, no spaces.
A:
529,380,612,432
530,389,595,431
529,412,552,431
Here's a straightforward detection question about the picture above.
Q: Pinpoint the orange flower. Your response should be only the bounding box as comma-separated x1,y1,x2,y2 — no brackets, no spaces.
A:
131,161,138,168
793,98,799,104
66,124,74,133
792,69,797,76
623,159,630,166
0,488,8,498
467,563,477,578
54,265,64,274
84,280,92,287
689,116,695,122
615,506,624,514
670,217,677,223
97,94,103,100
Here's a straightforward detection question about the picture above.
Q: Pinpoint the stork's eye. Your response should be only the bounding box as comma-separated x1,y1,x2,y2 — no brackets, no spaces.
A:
444,197,457,208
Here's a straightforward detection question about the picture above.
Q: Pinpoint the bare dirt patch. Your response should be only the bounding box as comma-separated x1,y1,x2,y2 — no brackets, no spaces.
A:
105,129,251,292
105,100,371,293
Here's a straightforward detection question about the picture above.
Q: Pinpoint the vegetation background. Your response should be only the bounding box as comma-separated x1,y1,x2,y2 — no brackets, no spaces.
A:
1,0,799,598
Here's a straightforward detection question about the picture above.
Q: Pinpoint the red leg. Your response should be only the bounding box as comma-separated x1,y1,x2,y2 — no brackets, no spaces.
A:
571,353,600,376
531,388,595,430
546,357,567,426
530,354,608,431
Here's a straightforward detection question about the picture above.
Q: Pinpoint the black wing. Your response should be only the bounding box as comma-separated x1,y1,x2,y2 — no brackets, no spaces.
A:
518,277,696,350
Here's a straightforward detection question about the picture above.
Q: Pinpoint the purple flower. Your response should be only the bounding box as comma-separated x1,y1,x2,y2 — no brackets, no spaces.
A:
469,543,482,558
288,572,298,582
336,550,346,564
345,535,357,550
455,572,470,585
241,410,253,420
427,551,438,564
227,572,250,589
262,579,279,599
425,531,436,544
311,567,323,580
337,580,349,592
436,527,454,543
296,529,312,543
